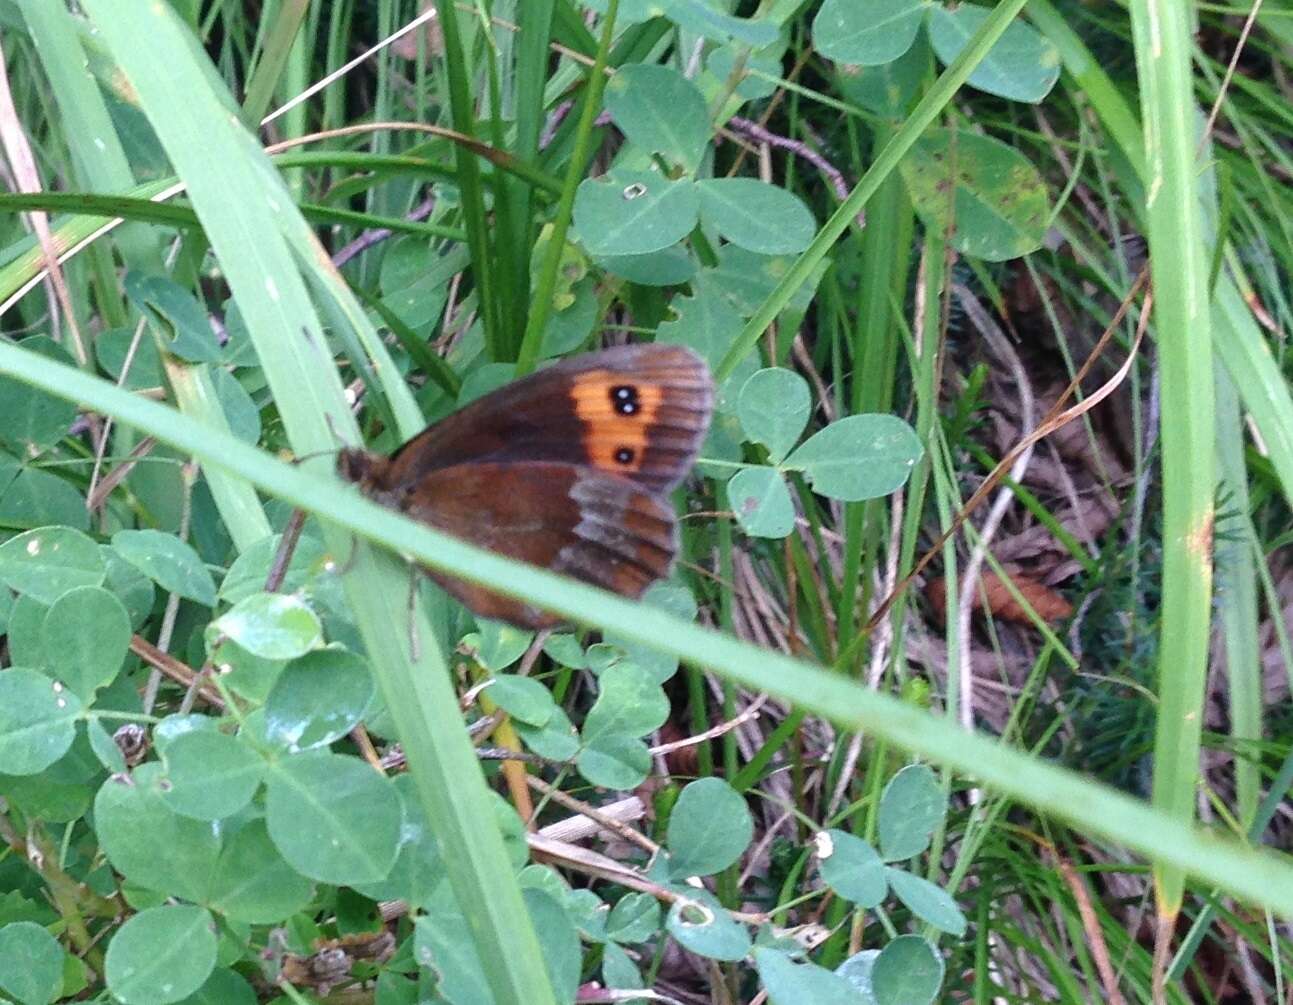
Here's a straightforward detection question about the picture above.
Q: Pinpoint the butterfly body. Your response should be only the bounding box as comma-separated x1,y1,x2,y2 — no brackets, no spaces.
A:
338,344,713,628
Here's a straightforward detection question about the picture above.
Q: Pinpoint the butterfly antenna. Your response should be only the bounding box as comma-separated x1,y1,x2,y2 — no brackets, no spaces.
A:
289,414,355,466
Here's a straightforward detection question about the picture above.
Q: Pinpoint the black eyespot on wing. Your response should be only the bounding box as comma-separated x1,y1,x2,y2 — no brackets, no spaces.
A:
610,384,640,415
614,446,635,465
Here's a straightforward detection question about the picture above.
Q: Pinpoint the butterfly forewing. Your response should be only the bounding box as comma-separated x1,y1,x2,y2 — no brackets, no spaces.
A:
377,343,713,493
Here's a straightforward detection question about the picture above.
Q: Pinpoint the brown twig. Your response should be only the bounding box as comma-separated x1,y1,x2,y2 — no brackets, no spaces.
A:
528,777,659,855
129,635,225,708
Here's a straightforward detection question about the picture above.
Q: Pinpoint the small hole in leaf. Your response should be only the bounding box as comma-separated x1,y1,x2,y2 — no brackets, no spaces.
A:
622,182,648,200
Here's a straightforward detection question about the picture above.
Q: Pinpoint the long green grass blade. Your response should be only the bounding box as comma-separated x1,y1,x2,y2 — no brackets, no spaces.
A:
516,0,618,374
1129,0,1217,916
1,342,1291,921
71,4,557,1002
430,0,501,358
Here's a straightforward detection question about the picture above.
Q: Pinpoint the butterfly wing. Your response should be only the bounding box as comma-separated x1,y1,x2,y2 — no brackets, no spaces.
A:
377,343,713,493
401,460,678,629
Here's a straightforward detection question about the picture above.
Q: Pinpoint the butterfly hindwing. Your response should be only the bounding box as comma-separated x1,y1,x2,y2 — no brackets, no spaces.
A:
399,461,677,629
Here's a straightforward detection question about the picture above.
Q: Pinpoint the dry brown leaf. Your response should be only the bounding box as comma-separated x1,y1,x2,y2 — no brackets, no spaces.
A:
928,571,1073,626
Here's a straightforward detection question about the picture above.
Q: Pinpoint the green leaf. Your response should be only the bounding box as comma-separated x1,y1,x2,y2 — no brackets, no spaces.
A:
869,935,944,1005
379,236,454,329
878,764,945,861
352,775,444,909
3,595,45,669
173,967,257,1005
124,272,221,363
104,905,217,1005
542,634,586,669
0,336,78,454
703,236,822,318
160,729,266,820
0,773,91,824
595,246,697,286
523,889,581,1004
756,947,866,1005
488,674,556,727
739,368,811,463
783,415,923,501
0,668,81,776
927,4,1059,103
42,586,131,700
817,830,887,908
208,820,315,923
102,544,157,629
210,592,322,660
577,732,652,789
0,921,63,1005
696,178,815,254
602,941,643,990
207,638,285,703
567,888,610,943
573,170,699,256
727,466,795,538
835,39,926,118
264,647,374,751
658,285,758,410
374,972,418,1005
94,763,220,903
218,532,328,604
706,43,783,100
582,659,669,742
663,0,778,45
153,713,220,752
836,950,879,1002
898,128,1050,261
0,465,91,532
665,889,751,961
514,704,581,762
264,750,401,884
0,526,105,604
812,0,926,66
603,582,698,683
416,881,578,1002
468,618,534,671
604,64,710,173
542,277,598,356
606,892,661,944
95,327,165,390
112,529,217,606
208,368,261,444
87,717,128,773
883,868,966,936
667,778,754,878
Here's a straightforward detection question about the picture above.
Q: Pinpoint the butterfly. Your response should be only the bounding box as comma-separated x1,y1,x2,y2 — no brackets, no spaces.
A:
337,343,715,629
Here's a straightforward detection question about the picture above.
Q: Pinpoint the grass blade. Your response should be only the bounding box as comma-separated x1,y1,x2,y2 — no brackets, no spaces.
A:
1129,0,1217,920
72,4,557,1001
1,342,1292,921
